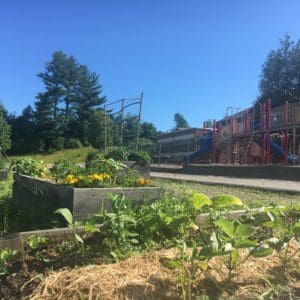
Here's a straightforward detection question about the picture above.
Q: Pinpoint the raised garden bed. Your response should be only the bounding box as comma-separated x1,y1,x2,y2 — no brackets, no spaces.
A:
12,174,159,230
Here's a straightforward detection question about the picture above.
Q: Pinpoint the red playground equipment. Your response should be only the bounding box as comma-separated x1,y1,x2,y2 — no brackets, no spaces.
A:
207,99,300,165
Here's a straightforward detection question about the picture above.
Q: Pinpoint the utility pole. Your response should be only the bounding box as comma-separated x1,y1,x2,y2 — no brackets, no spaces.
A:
104,106,107,151
135,92,143,151
120,99,125,146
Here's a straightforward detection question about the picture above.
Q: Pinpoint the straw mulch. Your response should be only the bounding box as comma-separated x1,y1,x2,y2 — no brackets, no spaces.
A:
28,244,300,300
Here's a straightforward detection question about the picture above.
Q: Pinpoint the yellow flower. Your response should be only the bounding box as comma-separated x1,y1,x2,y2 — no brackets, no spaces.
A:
135,178,145,186
88,173,110,182
64,174,79,185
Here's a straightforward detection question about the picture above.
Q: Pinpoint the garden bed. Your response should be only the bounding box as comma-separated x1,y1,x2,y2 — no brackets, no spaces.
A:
12,174,159,230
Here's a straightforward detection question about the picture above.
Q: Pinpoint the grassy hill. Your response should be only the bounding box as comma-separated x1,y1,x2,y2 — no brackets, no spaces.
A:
8,146,94,164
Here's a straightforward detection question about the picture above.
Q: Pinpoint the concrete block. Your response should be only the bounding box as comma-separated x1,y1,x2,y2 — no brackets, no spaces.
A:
12,174,159,230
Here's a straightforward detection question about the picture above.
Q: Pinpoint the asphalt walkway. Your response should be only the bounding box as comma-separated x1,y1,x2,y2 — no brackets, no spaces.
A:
151,171,300,193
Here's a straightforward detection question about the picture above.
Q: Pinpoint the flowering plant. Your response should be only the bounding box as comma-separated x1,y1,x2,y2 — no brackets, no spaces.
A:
63,173,111,187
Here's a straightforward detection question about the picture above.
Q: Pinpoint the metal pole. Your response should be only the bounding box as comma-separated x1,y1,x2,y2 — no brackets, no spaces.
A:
212,119,216,163
284,101,289,164
104,106,107,150
120,99,124,146
262,103,266,164
266,99,271,164
135,92,143,151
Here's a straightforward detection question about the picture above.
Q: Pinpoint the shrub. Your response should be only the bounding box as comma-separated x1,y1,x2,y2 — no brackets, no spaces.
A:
10,157,47,177
128,150,151,166
65,138,82,149
105,147,129,161
52,136,65,150
85,149,104,169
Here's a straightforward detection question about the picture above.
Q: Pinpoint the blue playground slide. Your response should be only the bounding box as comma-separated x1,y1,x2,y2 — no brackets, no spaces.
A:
187,131,213,162
270,139,298,163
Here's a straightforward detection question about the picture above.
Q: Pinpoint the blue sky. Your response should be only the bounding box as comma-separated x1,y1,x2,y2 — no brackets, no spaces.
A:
0,1,300,131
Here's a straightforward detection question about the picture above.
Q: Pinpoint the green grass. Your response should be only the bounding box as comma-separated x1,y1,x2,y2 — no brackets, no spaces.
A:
151,178,300,208
7,146,94,164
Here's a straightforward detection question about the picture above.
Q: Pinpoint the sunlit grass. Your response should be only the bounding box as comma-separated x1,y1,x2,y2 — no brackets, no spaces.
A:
7,146,94,164
151,178,300,208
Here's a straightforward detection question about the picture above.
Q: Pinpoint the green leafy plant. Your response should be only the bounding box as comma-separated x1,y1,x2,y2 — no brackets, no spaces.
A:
263,206,300,273
128,150,151,166
26,235,50,262
163,240,210,300
105,147,129,161
92,194,139,260
10,157,47,177
85,149,104,169
54,208,85,248
0,248,17,275
213,217,272,281
50,159,82,183
27,235,48,250
87,158,128,185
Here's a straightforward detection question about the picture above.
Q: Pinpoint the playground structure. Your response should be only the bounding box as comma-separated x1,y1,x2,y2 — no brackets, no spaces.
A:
156,99,300,165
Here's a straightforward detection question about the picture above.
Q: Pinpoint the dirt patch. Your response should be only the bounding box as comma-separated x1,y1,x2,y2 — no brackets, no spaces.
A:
27,245,300,300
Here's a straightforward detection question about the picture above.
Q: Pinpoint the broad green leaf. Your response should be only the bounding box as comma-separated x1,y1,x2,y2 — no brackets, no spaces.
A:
198,247,228,260
162,258,181,270
74,233,84,245
235,239,258,248
214,219,235,238
198,261,208,271
191,192,212,210
84,223,100,233
129,239,139,244
54,208,73,225
235,224,255,239
263,221,277,228
251,246,273,258
212,195,243,208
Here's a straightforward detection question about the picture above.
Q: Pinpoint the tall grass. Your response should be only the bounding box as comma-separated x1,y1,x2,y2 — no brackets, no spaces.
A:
8,146,94,164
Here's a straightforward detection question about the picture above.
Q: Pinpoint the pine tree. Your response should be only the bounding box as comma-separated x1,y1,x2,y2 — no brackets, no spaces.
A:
35,51,106,150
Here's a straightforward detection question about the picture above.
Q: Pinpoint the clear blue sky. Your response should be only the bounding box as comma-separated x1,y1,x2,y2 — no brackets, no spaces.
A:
0,1,300,131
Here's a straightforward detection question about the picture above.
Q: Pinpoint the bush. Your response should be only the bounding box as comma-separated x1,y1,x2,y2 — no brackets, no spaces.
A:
65,139,82,149
128,151,151,166
10,157,47,177
85,149,104,169
52,136,65,151
105,147,129,161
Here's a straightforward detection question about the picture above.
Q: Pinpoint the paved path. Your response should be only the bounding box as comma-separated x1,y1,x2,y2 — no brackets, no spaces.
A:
151,172,300,193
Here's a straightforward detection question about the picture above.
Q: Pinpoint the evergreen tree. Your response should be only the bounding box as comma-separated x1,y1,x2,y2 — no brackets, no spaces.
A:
0,105,11,155
35,51,105,150
174,112,189,129
9,106,37,153
258,35,300,106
